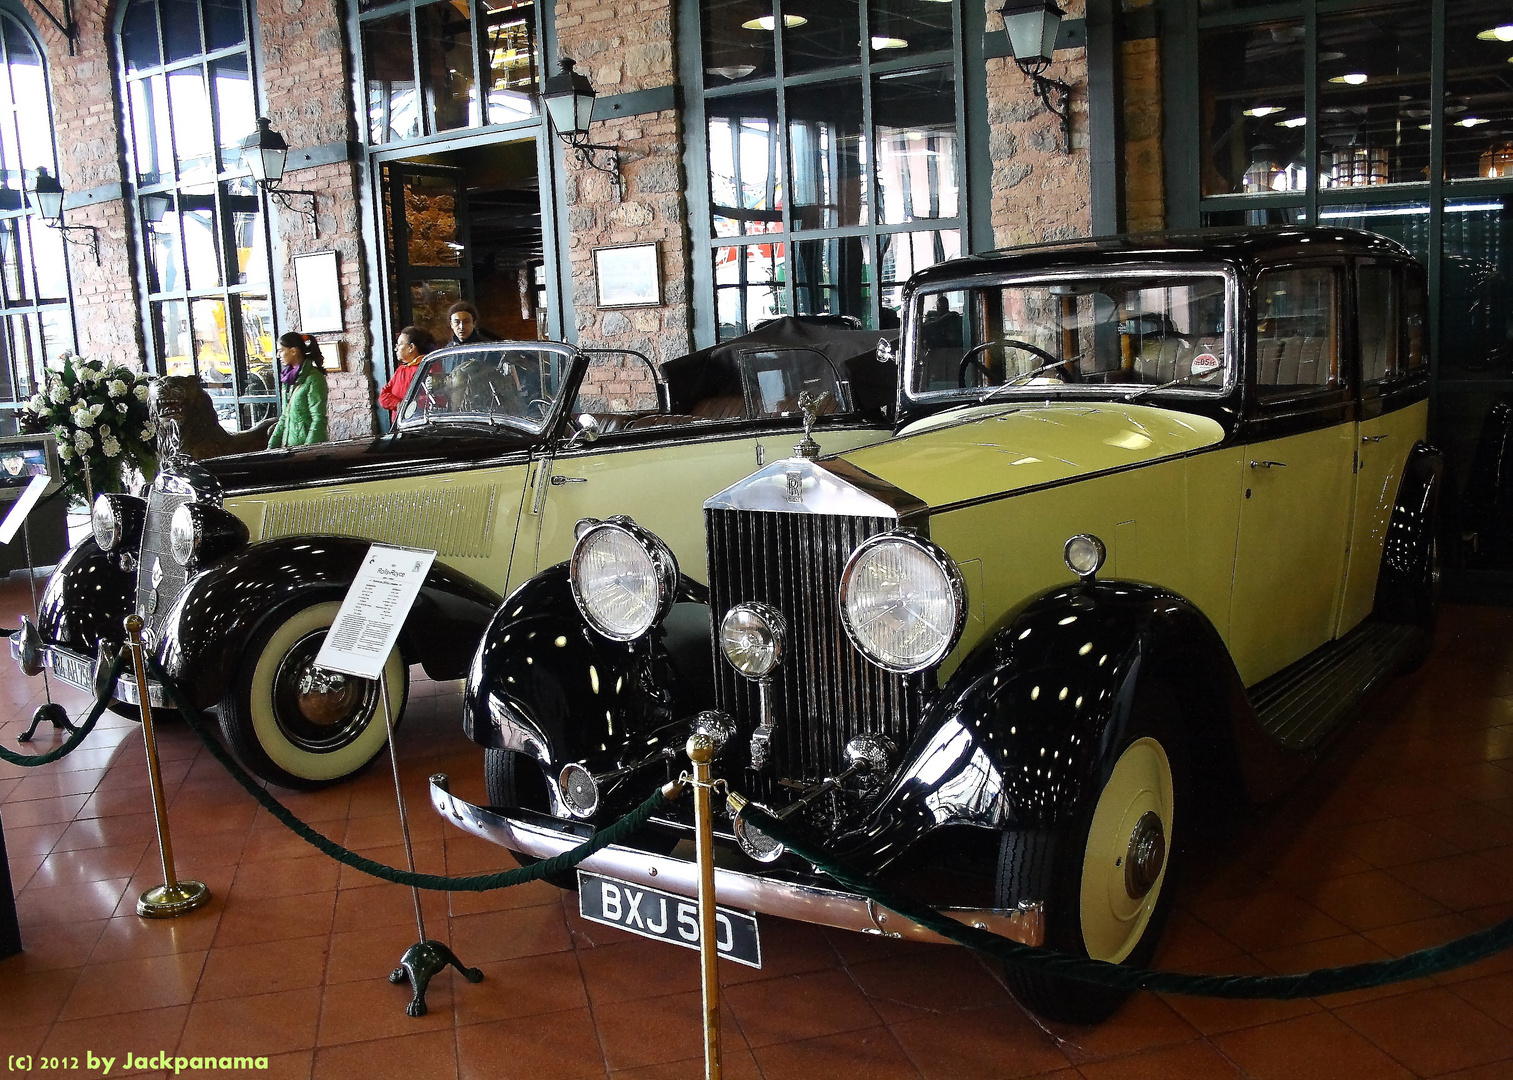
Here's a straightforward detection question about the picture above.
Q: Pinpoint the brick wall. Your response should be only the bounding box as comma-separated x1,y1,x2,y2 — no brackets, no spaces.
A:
985,0,1093,248
33,0,142,367
257,0,377,441
557,0,692,368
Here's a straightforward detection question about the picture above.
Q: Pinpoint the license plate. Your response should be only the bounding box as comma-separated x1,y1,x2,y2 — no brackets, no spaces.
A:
48,650,91,691
578,871,762,969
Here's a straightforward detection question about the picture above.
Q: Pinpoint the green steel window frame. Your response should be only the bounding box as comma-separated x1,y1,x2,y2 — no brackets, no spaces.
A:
682,0,971,346
116,0,278,428
0,1,72,432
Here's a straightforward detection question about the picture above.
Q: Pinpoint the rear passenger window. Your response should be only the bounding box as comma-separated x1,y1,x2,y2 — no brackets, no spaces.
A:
1254,266,1340,399
1404,274,1426,372
1358,264,1400,384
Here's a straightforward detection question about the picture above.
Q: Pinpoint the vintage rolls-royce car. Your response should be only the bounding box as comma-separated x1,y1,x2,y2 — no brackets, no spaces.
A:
10,322,893,788
435,228,1442,1023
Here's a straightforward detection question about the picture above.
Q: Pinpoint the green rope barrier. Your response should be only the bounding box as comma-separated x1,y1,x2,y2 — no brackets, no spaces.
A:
151,660,673,892
0,655,124,767
743,803,1513,1001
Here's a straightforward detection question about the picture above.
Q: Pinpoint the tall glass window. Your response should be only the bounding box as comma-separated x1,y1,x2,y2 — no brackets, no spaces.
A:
120,0,274,429
0,10,69,435
360,0,541,145
700,0,962,338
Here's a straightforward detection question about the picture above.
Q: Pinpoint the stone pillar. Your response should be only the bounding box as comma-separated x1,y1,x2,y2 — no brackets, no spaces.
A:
556,0,691,365
1122,0,1164,232
38,0,144,369
985,0,1093,248
258,0,377,441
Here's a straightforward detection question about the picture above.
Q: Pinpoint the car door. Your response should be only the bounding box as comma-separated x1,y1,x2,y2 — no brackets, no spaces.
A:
1338,261,1430,633
1228,262,1358,686
521,349,889,587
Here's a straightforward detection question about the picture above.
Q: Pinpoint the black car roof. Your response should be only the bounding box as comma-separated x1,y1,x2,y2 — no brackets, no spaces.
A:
907,227,1415,290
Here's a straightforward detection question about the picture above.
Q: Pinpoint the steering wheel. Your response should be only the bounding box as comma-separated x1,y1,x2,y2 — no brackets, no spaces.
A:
525,397,553,422
957,338,1067,388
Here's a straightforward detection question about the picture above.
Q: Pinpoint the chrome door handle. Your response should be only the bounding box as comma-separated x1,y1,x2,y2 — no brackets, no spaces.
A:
1248,460,1287,469
1362,434,1389,443
550,475,587,485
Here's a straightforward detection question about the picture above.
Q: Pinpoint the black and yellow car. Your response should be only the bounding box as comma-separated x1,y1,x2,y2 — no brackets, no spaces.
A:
436,227,1442,1023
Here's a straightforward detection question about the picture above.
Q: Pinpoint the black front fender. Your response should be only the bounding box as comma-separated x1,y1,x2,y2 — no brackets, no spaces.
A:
462,564,714,784
34,536,136,653
157,536,501,709
835,578,1249,871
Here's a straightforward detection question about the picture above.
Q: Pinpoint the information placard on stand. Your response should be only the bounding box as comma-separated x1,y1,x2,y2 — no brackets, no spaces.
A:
314,544,436,679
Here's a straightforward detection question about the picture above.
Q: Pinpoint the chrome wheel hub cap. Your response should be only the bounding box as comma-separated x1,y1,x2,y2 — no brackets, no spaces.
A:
1123,810,1166,900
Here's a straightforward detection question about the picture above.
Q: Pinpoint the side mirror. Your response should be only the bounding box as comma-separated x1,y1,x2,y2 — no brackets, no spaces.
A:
877,336,899,365
570,413,602,446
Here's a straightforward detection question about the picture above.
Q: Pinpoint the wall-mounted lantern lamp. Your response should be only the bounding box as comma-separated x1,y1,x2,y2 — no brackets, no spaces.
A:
543,58,620,181
240,117,318,236
30,167,98,265
999,0,1072,154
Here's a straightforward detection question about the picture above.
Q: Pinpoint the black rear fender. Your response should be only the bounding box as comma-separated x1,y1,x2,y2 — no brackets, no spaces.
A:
157,536,500,709
1374,440,1445,622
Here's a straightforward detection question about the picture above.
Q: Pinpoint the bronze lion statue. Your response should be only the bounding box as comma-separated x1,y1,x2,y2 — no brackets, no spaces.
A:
149,375,276,461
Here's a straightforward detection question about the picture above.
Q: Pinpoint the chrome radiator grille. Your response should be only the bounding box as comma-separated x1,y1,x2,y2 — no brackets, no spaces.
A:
706,507,922,785
135,484,195,639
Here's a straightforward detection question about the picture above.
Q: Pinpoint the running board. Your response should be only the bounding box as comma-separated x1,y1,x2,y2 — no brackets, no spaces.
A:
1251,621,1422,751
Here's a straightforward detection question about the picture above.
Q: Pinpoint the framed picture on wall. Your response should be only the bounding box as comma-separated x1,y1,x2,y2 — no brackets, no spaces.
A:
294,250,343,334
593,243,662,308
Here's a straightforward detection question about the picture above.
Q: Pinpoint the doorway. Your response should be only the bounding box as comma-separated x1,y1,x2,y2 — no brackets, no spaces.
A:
381,138,546,353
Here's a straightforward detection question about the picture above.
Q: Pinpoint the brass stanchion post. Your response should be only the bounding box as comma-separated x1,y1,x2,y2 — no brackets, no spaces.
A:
125,614,209,918
687,733,722,1080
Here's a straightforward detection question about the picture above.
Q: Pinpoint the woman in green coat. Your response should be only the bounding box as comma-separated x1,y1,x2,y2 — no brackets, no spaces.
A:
268,332,329,447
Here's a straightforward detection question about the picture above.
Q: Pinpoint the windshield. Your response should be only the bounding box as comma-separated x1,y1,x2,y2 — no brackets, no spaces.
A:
907,272,1232,401
397,345,569,434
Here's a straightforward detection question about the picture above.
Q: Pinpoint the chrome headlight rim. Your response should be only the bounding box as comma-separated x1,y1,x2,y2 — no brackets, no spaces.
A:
719,601,787,680
91,492,145,553
838,529,967,675
569,516,679,643
91,494,120,551
168,502,200,566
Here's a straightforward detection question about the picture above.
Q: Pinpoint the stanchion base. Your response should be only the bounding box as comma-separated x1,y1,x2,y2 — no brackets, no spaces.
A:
388,939,483,1017
18,702,74,743
136,880,211,919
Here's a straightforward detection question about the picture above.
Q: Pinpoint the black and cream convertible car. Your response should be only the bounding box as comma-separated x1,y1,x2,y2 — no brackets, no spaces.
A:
434,228,1443,1022
10,321,892,788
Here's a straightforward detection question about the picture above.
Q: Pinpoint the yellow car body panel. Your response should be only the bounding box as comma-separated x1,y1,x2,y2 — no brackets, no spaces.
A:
842,402,1227,512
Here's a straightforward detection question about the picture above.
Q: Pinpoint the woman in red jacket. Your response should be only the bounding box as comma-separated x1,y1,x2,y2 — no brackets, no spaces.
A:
378,325,436,422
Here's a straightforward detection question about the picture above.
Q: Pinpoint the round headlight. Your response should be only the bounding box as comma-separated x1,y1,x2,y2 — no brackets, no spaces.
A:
839,531,966,674
570,517,678,642
168,503,199,566
91,494,119,551
720,603,786,679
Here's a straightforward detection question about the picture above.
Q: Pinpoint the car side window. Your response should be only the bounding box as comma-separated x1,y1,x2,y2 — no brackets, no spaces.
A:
569,353,665,433
1358,264,1401,385
1253,266,1341,400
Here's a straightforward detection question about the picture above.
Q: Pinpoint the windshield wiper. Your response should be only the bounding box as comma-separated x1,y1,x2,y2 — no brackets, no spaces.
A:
1123,369,1219,402
979,358,1076,403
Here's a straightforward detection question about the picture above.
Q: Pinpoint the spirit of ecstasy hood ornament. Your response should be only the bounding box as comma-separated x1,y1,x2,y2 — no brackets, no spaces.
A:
792,390,830,459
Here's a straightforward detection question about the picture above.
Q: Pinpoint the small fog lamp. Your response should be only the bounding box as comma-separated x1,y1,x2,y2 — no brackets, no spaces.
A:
726,791,786,863
558,762,599,818
1063,533,1107,580
92,495,119,551
719,603,786,679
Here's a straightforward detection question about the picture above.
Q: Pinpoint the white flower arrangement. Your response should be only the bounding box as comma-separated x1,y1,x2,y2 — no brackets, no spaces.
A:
20,352,156,503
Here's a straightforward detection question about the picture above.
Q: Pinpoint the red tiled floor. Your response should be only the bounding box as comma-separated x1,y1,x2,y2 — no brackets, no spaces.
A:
7,581,1513,1077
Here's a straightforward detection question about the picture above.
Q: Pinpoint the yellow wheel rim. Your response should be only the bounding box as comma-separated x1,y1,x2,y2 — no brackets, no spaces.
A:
1079,736,1174,963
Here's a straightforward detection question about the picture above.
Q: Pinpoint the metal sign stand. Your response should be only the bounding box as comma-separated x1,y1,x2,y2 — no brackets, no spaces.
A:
687,733,723,1080
125,614,209,918
381,670,482,1015
16,512,75,742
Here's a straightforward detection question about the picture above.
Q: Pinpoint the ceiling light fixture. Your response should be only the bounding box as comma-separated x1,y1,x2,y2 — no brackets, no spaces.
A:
1329,72,1369,85
1245,106,1284,117
1478,24,1513,41
741,13,807,30
1276,116,1308,128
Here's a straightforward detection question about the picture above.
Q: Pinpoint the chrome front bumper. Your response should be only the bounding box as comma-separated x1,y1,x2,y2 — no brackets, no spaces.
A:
429,775,1045,948
8,629,166,709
